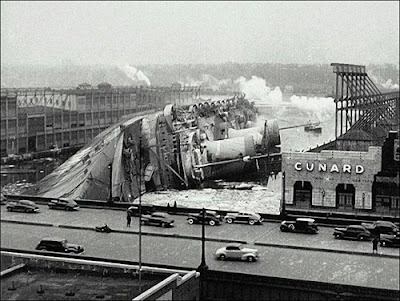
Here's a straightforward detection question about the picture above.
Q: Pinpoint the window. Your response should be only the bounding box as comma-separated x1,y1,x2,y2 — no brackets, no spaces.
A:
339,193,353,207
390,197,399,209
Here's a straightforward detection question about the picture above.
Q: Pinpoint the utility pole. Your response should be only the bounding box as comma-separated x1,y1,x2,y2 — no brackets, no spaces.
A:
197,208,209,300
138,119,143,293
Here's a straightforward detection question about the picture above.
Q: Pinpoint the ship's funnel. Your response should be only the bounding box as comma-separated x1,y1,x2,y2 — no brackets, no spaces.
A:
202,136,256,161
228,127,263,145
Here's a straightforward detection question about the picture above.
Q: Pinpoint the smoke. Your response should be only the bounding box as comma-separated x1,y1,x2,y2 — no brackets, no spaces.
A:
180,74,233,91
381,79,399,90
234,76,282,103
120,65,151,86
290,95,335,121
233,74,334,122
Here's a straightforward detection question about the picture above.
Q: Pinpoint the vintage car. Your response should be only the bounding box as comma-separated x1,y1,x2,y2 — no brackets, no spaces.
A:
224,211,263,225
379,232,400,247
214,243,258,262
333,225,372,240
361,220,399,235
36,237,84,254
48,199,80,211
280,218,318,234
187,209,223,226
6,199,40,213
141,212,174,228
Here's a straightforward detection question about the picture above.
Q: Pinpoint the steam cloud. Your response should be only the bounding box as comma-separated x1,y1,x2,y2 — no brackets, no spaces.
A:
381,79,399,90
120,65,151,86
234,75,334,122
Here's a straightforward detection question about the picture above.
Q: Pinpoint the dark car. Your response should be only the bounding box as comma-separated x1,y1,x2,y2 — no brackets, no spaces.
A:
48,199,80,211
224,211,263,225
141,212,174,227
361,220,400,235
280,218,318,234
379,232,400,247
187,210,223,226
35,237,84,254
6,199,40,213
333,225,372,240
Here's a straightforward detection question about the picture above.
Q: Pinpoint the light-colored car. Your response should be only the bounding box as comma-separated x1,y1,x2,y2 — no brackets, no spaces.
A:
215,243,259,262
48,199,80,211
6,199,40,213
224,211,263,225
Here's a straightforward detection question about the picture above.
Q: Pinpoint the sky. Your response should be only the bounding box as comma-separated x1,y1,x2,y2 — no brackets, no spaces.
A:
1,1,399,66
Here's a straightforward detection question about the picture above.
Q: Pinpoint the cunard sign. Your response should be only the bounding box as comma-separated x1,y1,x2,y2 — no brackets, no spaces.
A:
294,162,365,174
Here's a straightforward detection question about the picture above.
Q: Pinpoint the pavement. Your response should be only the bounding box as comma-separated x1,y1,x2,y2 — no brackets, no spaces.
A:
1,204,399,258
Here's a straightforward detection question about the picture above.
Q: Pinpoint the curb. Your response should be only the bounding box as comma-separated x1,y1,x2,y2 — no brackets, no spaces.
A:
0,219,54,227
2,219,246,244
253,242,399,259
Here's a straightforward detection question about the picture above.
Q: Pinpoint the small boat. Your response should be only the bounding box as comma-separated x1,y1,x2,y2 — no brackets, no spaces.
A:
304,123,322,133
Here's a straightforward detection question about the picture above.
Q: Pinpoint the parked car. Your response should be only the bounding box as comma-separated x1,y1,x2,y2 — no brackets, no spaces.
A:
0,192,6,205
333,225,372,240
361,220,400,235
141,212,174,227
379,233,400,247
35,237,84,254
48,199,80,211
224,211,263,225
215,243,259,262
280,218,318,234
187,210,223,226
6,199,40,213
127,205,153,217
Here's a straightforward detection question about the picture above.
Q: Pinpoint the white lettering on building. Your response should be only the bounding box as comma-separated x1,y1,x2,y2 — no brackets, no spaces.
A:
355,165,364,174
343,164,351,173
330,164,339,173
306,162,314,171
294,162,365,174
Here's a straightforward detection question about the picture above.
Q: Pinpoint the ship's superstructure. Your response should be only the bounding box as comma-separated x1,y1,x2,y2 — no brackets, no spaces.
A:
29,94,281,201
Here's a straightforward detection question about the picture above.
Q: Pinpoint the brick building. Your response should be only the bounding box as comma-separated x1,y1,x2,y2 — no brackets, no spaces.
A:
282,131,399,218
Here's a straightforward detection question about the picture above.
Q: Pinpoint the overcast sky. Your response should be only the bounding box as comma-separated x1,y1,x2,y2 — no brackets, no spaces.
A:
1,1,399,66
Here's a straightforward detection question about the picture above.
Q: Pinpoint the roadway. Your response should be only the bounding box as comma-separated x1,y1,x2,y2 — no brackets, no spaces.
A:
1,204,399,291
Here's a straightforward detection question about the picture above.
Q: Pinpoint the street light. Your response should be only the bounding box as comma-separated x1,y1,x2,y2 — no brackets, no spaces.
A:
197,208,209,300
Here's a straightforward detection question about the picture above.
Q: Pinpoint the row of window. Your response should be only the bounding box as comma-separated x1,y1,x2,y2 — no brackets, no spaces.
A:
293,181,399,209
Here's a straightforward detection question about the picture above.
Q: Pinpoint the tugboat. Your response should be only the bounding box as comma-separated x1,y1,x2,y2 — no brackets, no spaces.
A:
304,122,322,133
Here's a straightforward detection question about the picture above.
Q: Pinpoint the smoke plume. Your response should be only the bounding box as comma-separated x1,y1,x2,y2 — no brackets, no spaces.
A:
120,65,151,86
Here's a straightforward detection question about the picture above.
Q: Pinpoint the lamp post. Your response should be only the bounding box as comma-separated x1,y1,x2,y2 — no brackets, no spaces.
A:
197,208,209,300
138,120,143,293
108,163,112,204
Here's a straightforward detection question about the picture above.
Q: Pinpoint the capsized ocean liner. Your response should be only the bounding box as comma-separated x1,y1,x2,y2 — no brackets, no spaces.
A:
28,93,281,202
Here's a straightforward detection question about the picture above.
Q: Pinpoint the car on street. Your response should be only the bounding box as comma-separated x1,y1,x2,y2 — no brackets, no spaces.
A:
224,211,263,225
187,209,223,226
361,220,400,235
141,212,174,227
0,192,6,205
379,232,400,247
35,237,84,254
333,225,372,240
214,243,259,262
48,199,80,211
6,199,40,213
280,218,318,234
